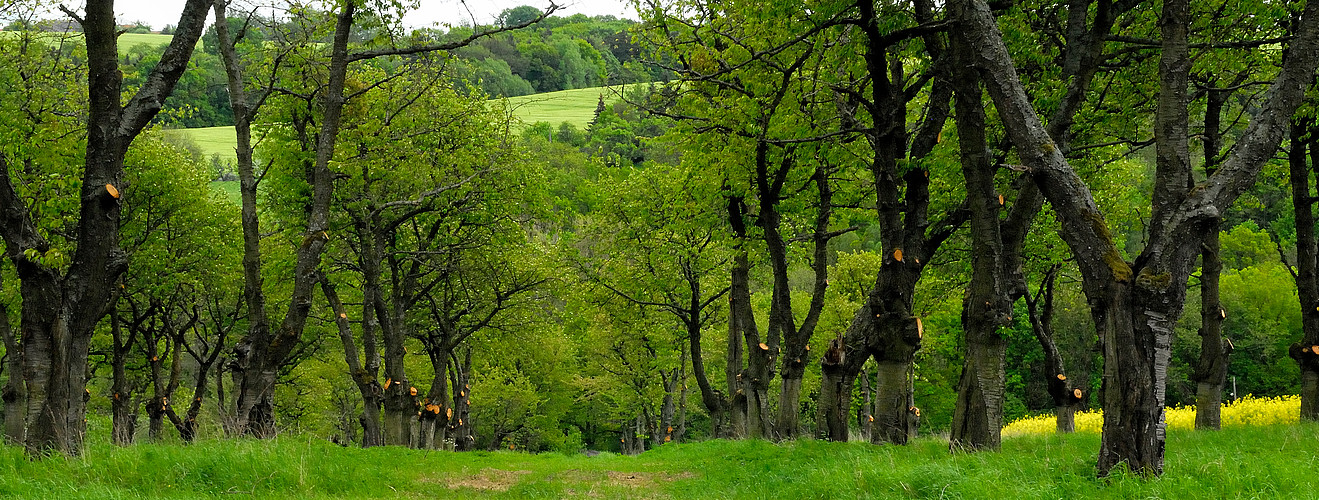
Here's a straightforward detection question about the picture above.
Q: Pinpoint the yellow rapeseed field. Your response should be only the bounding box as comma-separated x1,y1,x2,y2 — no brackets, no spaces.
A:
1001,395,1300,436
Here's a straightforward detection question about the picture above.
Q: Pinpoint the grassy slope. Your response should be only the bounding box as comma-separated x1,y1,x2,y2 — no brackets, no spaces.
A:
186,86,623,199
181,85,627,164
1,422,1315,499
505,85,634,130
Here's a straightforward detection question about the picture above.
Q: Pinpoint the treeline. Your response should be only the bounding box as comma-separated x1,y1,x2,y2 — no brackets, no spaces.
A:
3,0,1319,481
93,6,658,129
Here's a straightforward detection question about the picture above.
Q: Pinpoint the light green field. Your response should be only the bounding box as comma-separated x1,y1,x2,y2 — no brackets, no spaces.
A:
165,126,236,161
0,32,183,52
505,85,632,129
171,86,626,169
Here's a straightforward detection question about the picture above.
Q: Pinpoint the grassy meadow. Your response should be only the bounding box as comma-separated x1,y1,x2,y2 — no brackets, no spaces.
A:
0,32,179,52
177,85,626,166
0,421,1314,498
505,85,634,129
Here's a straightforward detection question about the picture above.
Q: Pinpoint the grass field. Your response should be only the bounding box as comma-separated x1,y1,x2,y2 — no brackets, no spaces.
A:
0,421,1315,498
0,32,181,52
506,85,635,130
172,85,628,170
164,126,237,161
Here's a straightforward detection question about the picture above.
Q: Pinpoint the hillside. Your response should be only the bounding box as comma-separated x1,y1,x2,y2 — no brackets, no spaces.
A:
181,85,627,166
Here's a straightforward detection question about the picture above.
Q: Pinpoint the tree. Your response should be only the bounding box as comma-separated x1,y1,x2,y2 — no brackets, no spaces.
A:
951,0,1319,476
210,0,561,438
0,0,211,455
574,164,733,437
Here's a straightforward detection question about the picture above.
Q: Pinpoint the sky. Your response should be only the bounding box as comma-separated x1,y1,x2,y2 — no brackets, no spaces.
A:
97,0,635,31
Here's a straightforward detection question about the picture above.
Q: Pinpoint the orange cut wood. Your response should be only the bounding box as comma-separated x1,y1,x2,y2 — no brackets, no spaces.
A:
916,317,924,338
1074,389,1083,398
1057,374,1066,381
105,184,120,199
998,194,1004,205
339,312,347,319
1220,309,1226,319
409,387,418,396
893,248,904,262
759,343,769,350
1313,345,1319,355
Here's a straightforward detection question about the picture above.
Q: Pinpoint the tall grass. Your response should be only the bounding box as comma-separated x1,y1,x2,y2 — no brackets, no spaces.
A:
1,420,1315,498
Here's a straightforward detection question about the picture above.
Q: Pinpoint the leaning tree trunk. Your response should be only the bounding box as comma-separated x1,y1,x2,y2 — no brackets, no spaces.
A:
1025,266,1082,433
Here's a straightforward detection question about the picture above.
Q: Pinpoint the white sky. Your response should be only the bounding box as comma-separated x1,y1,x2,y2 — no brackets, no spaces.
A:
71,1,636,31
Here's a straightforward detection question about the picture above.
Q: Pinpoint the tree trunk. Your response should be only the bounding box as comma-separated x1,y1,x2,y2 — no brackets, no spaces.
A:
320,276,383,447
727,196,773,439
452,349,474,451
817,334,849,441
1290,119,1319,421
2,271,26,445
1193,226,1232,430
949,38,1009,451
1025,266,1080,433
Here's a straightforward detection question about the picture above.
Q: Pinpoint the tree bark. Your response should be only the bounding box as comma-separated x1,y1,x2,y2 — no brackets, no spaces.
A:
1,269,25,445
949,44,1009,450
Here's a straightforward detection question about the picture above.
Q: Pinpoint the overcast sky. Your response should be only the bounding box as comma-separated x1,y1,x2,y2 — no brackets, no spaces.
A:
86,0,635,30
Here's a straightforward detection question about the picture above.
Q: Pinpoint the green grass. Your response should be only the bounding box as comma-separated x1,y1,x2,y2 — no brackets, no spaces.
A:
165,126,237,161
1,422,1316,498
505,85,633,129
0,32,183,52
210,180,240,205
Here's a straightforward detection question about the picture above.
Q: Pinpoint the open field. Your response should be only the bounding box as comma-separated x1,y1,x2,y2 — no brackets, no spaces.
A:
505,85,634,129
0,32,181,52
172,85,628,169
0,421,1315,499
165,126,237,161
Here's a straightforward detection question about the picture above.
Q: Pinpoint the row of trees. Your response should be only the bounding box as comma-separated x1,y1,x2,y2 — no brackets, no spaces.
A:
2,0,1319,480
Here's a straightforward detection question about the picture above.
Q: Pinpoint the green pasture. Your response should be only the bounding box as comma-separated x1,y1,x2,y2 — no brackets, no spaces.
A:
0,31,182,52
506,85,633,129
171,85,626,171
0,421,1315,498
